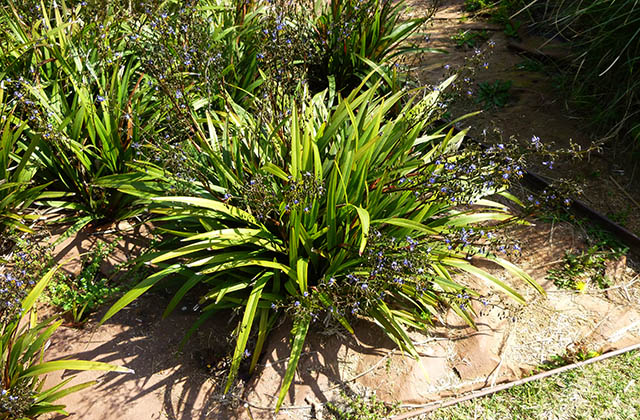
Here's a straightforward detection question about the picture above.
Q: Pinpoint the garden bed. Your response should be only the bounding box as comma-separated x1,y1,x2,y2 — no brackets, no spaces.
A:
3,1,639,419
37,217,640,420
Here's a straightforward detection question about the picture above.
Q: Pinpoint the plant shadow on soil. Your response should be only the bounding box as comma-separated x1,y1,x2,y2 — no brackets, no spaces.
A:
46,221,153,279
238,316,398,408
43,289,412,419
44,291,238,420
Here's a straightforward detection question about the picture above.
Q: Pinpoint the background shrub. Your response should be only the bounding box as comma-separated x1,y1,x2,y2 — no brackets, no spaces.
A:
519,0,640,149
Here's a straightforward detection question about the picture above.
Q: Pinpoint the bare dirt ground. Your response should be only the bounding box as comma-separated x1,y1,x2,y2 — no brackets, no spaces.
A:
38,1,640,419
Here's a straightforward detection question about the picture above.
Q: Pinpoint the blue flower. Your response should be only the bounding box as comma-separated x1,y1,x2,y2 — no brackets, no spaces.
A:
531,135,541,149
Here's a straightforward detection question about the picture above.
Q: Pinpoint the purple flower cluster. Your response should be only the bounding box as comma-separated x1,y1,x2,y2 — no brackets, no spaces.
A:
389,141,527,207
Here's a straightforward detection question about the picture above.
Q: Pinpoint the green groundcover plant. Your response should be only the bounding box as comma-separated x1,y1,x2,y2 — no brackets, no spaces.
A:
0,86,47,235
1,263,132,419
47,239,121,323
101,75,543,410
1,0,159,226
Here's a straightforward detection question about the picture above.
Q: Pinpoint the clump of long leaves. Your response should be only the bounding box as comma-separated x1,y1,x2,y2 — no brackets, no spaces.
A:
1,0,159,227
253,0,436,101
130,0,265,113
523,0,640,146
1,264,132,419
0,86,48,234
310,0,436,92
102,76,543,410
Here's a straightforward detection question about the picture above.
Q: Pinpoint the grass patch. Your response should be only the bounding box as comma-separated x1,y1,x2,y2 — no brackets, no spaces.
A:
424,350,640,419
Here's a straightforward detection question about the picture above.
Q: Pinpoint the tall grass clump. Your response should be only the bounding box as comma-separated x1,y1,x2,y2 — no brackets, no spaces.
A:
524,0,640,148
254,0,436,101
102,75,543,410
309,0,436,93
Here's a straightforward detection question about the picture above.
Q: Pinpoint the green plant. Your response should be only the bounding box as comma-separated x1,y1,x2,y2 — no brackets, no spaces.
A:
475,79,512,109
451,30,489,48
515,58,545,73
531,343,601,375
0,86,48,234
310,0,435,93
1,0,161,227
546,245,626,290
102,76,543,410
606,209,630,226
325,392,399,420
503,19,521,38
0,264,132,419
131,0,265,110
463,0,493,13
520,0,640,148
47,240,121,324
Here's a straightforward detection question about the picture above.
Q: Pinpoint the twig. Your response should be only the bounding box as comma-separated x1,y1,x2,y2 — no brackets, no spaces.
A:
531,258,565,270
258,351,320,368
598,276,639,292
327,350,396,391
237,399,311,411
